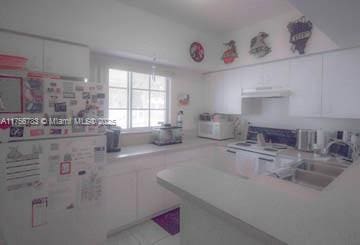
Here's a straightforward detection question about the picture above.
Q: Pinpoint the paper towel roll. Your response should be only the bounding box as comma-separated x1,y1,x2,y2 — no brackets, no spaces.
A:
316,129,325,149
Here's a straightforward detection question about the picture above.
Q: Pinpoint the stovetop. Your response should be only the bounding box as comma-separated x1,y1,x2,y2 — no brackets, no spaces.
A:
228,140,289,156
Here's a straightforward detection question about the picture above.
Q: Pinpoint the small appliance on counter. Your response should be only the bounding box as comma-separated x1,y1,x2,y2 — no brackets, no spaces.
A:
106,126,121,152
152,124,183,146
296,129,317,152
198,113,235,140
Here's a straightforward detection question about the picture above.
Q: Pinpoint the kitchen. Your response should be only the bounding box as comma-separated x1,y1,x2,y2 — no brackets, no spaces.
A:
1,0,360,245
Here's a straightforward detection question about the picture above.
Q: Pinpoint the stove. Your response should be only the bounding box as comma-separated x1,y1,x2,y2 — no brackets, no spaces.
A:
227,141,288,156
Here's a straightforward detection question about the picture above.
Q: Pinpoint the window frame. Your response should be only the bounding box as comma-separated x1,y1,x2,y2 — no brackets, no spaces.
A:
108,69,170,132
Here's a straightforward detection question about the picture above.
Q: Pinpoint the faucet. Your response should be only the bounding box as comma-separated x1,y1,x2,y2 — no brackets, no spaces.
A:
322,139,359,162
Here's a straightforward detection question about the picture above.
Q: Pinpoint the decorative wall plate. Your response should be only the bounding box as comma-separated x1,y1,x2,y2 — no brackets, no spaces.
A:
222,40,238,64
250,32,272,58
287,16,313,54
190,42,205,62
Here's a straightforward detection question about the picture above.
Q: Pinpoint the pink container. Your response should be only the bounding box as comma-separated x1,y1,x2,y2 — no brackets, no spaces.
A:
0,54,28,70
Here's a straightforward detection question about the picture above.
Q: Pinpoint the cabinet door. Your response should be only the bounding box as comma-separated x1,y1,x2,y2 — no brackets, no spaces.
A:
234,151,258,178
44,40,90,78
0,31,43,71
263,60,290,87
223,70,242,114
240,65,263,88
137,165,168,220
323,48,360,118
289,55,323,117
206,72,225,113
105,173,137,232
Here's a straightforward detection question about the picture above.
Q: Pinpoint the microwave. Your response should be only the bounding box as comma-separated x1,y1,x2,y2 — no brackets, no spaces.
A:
198,121,234,140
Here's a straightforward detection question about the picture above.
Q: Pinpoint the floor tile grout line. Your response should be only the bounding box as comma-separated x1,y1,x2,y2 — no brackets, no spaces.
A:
151,235,171,245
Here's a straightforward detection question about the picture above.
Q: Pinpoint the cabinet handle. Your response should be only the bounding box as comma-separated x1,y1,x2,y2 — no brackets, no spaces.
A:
226,150,236,154
258,157,274,162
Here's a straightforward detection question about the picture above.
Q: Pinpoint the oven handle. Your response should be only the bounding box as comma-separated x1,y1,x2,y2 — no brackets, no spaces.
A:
258,157,274,162
226,149,236,154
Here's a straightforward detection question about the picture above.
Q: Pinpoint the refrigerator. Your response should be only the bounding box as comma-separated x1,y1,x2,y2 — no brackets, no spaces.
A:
0,70,108,245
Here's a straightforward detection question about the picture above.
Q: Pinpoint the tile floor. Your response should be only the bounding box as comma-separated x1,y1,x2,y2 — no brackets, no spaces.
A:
106,220,180,245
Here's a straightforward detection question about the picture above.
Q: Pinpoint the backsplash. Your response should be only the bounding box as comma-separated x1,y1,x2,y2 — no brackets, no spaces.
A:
247,126,297,147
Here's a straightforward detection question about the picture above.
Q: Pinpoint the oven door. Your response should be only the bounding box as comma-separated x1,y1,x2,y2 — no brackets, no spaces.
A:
256,156,277,175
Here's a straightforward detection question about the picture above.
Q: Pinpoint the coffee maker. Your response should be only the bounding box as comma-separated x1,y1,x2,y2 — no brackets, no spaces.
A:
106,126,121,152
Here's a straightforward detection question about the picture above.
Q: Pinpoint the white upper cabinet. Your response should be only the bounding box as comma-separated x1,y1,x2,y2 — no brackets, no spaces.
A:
323,48,360,118
241,65,263,88
262,60,290,87
44,40,90,78
206,72,225,113
0,31,43,71
223,69,242,114
206,70,242,114
289,55,323,117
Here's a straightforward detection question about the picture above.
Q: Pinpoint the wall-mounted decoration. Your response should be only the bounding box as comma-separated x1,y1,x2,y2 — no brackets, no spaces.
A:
24,77,44,113
249,32,272,58
177,93,190,107
222,40,238,64
190,42,205,62
0,75,23,113
287,16,313,54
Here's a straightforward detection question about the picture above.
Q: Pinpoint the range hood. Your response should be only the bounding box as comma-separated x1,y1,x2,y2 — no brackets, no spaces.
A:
241,86,291,98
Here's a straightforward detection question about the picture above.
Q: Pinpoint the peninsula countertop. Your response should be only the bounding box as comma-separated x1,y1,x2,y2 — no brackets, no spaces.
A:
157,159,360,245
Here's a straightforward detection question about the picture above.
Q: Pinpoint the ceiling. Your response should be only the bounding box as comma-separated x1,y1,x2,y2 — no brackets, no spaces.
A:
116,0,297,33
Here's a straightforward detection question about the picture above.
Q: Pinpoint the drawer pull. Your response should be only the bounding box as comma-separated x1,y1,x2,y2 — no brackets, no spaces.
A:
258,157,274,162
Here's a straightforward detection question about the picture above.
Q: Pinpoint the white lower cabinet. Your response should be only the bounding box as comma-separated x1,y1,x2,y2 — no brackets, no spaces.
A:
105,172,137,233
137,164,168,220
105,146,216,233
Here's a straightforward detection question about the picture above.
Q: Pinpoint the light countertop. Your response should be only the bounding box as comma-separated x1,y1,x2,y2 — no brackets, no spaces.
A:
106,137,236,162
157,158,360,245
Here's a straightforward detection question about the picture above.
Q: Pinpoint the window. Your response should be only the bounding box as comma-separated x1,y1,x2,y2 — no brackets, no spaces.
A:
108,69,169,130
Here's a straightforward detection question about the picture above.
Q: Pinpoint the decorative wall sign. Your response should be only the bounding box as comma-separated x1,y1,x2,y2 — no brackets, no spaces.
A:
190,42,205,62
249,32,272,58
287,16,313,54
0,75,23,113
24,78,44,113
222,40,238,64
177,93,190,107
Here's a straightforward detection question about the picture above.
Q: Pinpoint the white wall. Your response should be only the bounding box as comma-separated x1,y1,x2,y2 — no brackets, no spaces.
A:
214,10,338,71
0,0,219,71
91,53,208,146
288,0,360,48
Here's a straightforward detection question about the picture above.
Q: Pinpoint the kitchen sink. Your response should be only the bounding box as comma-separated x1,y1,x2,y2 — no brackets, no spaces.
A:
296,161,345,177
280,160,347,190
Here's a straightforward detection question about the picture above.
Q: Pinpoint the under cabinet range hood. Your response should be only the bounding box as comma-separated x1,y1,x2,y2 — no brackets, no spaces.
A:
241,86,291,98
